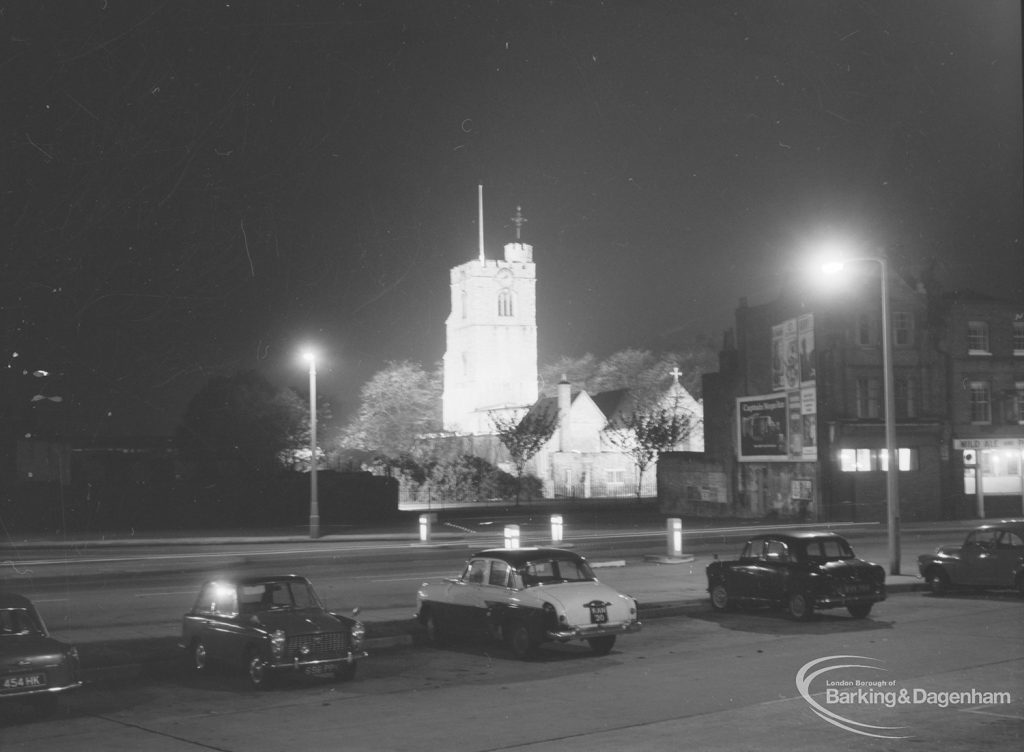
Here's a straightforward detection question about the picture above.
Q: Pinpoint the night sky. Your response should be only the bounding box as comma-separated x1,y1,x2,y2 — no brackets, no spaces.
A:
4,0,1022,436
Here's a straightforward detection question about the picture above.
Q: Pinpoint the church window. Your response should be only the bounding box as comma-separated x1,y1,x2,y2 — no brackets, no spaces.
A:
498,290,514,317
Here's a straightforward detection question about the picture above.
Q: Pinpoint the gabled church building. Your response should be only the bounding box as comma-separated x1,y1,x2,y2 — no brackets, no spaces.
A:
529,374,703,498
440,187,704,498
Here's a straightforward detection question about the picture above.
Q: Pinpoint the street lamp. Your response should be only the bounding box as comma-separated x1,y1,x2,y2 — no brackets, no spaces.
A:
822,255,901,575
301,348,320,539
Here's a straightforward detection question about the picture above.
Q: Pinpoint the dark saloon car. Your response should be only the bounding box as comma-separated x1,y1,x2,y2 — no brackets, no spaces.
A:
917,519,1024,596
417,548,641,659
180,575,366,689
1,593,81,714
706,531,886,620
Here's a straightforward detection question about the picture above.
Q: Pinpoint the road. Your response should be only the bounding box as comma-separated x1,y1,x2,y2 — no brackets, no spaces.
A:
1,588,1021,751
1,519,953,645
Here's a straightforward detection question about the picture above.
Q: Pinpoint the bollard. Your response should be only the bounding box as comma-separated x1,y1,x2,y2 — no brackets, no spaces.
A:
419,514,432,543
550,514,563,544
667,517,683,558
504,524,521,550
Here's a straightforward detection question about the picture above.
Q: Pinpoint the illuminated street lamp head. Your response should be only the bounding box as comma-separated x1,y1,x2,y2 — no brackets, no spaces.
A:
300,348,317,366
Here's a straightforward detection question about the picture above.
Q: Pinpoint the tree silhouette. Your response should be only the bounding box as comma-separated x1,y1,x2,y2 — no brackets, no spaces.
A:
490,405,557,506
604,396,697,499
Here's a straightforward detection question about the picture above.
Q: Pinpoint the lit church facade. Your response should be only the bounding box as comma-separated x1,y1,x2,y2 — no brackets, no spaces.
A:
442,205,538,435
440,191,703,498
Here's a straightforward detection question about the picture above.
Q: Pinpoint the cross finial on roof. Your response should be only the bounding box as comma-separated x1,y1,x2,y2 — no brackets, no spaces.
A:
511,206,527,241
669,366,682,385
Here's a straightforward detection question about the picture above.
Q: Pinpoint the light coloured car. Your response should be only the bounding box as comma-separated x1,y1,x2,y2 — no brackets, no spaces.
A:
917,519,1024,596
0,593,81,714
416,547,641,659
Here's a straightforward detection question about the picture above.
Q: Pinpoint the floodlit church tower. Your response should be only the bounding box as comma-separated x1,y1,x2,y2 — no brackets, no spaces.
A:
442,188,538,434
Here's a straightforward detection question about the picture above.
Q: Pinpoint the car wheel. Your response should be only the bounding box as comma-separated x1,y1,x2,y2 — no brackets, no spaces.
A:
925,569,950,596
787,592,813,621
506,621,537,660
424,610,446,647
710,583,731,611
587,635,616,655
246,649,273,690
847,603,873,619
334,661,357,682
191,639,209,672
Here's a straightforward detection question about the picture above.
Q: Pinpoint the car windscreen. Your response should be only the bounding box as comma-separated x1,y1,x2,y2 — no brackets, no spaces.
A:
0,607,46,637
801,538,855,562
520,557,596,586
240,581,321,612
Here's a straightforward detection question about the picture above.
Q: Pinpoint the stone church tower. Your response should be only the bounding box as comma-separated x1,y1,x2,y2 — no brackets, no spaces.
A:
442,191,538,434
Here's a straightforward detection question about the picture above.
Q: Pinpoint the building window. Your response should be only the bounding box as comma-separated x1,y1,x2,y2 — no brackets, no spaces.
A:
967,321,990,354
461,290,468,319
896,376,916,419
879,448,920,472
893,311,914,347
497,290,514,317
1014,321,1024,355
606,469,625,487
856,377,882,418
969,381,991,423
1016,381,1024,424
856,314,874,346
840,447,918,472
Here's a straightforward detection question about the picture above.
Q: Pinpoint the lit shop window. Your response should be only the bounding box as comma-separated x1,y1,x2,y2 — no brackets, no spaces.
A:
839,447,918,472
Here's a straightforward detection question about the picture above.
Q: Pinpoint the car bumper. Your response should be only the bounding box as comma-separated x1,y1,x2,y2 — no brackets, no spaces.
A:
813,590,886,609
269,649,368,673
0,680,82,699
546,620,642,643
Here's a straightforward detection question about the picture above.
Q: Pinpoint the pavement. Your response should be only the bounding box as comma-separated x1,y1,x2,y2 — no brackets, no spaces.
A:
1,522,929,681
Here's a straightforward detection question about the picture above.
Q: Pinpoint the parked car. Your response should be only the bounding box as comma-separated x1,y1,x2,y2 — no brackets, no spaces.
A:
180,574,366,689
705,531,886,620
917,519,1024,596
416,547,641,659
0,592,81,714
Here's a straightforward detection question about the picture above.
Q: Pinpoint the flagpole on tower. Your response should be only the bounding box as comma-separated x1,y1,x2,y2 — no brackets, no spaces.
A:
478,184,485,263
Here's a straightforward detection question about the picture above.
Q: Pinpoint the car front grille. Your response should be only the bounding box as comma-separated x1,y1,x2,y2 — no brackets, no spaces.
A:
284,631,349,660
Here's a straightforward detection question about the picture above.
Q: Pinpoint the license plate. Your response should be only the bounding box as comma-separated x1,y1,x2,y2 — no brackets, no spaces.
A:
588,603,608,625
2,673,47,691
304,664,329,676
844,583,870,594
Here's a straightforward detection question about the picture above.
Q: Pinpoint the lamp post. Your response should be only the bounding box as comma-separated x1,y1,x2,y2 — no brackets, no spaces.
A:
302,349,320,539
823,255,901,574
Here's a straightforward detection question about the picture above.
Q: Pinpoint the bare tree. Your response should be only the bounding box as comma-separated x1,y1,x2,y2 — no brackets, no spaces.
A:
604,397,696,499
490,405,557,506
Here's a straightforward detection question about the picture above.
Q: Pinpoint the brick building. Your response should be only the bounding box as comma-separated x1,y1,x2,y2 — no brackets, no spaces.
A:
663,265,1024,522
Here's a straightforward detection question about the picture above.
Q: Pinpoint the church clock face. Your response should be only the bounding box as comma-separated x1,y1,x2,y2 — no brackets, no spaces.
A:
496,267,513,286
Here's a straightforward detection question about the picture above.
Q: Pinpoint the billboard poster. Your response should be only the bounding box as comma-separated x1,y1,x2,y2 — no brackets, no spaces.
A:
798,313,815,384
738,391,817,462
738,394,787,460
771,324,786,391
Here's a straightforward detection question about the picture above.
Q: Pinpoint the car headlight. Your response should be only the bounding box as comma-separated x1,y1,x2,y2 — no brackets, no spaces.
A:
270,629,286,659
351,621,366,648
